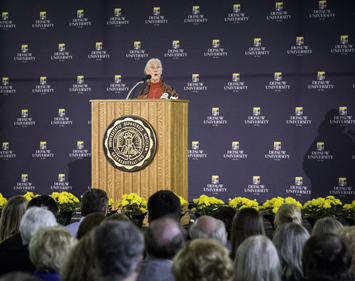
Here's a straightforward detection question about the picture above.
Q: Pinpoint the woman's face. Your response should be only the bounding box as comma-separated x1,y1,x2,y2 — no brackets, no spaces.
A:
146,61,162,83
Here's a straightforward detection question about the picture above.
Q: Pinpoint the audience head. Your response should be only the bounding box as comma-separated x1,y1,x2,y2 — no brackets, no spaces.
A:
211,206,236,240
29,225,77,272
311,216,343,236
92,221,144,281
81,188,108,217
273,222,310,280
172,238,233,281
189,215,227,245
338,226,355,279
274,203,302,228
230,207,265,259
76,212,106,240
145,217,185,260
61,234,96,281
19,207,57,245
0,195,28,242
302,233,352,279
103,213,130,223
27,195,59,217
233,235,281,281
147,190,180,222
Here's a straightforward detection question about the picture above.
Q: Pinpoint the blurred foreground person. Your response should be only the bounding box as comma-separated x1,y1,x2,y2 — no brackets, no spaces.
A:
311,217,343,236
147,190,181,222
172,238,233,281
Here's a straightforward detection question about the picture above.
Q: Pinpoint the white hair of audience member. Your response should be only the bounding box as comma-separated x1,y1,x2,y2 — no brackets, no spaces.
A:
29,225,77,272
311,217,343,236
233,235,281,281
338,226,355,280
189,216,227,245
19,207,57,245
92,221,144,281
274,203,302,228
273,222,310,280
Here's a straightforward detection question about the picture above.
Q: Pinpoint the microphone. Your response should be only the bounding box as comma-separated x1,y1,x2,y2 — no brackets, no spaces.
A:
143,74,151,81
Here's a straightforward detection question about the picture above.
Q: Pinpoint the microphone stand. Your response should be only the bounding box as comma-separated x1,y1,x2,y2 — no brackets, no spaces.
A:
126,81,144,99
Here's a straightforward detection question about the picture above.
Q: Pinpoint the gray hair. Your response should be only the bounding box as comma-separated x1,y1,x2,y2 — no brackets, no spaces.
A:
92,221,144,280
29,225,77,272
144,58,162,75
233,235,281,281
338,226,355,279
19,207,57,245
274,203,302,227
273,223,310,280
189,216,227,245
311,217,343,236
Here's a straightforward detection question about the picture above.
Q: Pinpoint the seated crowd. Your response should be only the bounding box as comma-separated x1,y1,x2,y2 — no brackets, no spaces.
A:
0,190,354,281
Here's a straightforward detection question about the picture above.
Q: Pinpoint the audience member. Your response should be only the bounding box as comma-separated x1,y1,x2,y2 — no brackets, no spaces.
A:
137,217,185,281
274,203,302,229
60,234,96,281
92,221,144,281
0,207,57,276
233,235,281,281
0,195,28,243
76,212,105,240
230,207,265,259
338,226,355,280
66,188,108,237
211,206,236,249
189,216,227,245
273,222,310,281
0,272,40,281
103,213,130,222
29,225,77,281
172,238,233,281
302,233,352,280
27,195,59,218
311,217,343,236
147,190,180,222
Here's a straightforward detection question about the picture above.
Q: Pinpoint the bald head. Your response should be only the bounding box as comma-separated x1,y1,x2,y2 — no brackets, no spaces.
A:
145,217,185,260
189,216,227,245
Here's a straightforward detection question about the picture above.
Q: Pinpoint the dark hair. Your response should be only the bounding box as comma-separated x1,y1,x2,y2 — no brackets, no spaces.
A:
212,207,237,240
76,212,106,240
81,189,108,216
0,272,40,281
302,233,352,279
230,208,265,260
147,190,180,222
27,195,58,217
145,217,185,259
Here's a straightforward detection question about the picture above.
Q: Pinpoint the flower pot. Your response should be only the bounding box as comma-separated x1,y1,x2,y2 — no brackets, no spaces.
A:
57,211,75,226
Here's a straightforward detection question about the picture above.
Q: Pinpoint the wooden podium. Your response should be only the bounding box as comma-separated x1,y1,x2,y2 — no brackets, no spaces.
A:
90,99,188,205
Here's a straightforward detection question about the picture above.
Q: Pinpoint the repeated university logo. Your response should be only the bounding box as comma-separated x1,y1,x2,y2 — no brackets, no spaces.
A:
265,141,290,160
69,141,91,158
107,8,129,26
14,109,36,127
51,109,73,126
287,107,312,126
164,40,187,59
309,0,336,19
32,11,53,29
266,72,290,91
0,12,16,29
224,141,248,160
286,177,311,196
0,142,16,160
145,7,168,25
14,174,36,191
267,2,292,21
32,77,54,95
225,4,249,23
307,142,333,160
244,107,269,126
331,178,355,196
51,44,73,61
184,6,208,24
14,45,35,62
329,107,354,125
0,77,16,95
204,108,228,126
308,72,334,91
184,74,207,92
32,141,54,159
126,41,149,59
331,35,354,55
287,37,313,56
188,141,207,160
69,76,92,94
69,10,91,27
88,42,110,60
204,39,228,58
246,176,268,195
51,174,72,190
106,75,129,93
103,116,157,172
204,175,226,195
245,38,270,57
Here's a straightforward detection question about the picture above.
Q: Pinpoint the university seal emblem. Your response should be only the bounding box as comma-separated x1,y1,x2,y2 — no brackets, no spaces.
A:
103,115,157,172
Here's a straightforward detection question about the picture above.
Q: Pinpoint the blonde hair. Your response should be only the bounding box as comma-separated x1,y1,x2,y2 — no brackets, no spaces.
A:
311,217,343,236
0,196,28,242
172,238,233,281
274,203,302,227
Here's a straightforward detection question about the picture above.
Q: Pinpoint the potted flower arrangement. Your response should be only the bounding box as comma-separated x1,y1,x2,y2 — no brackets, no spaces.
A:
0,193,7,216
174,193,189,218
23,192,40,201
192,195,225,216
229,197,259,210
116,193,147,228
50,192,80,226
343,200,355,225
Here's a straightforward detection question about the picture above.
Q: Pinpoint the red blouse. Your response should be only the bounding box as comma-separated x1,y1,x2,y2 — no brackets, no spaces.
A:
146,81,165,99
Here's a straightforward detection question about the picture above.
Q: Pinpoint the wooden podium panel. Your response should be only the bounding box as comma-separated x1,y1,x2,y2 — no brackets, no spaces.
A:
90,99,188,205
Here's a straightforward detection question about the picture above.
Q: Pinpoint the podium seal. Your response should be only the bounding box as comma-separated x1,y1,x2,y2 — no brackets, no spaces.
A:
103,115,157,172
